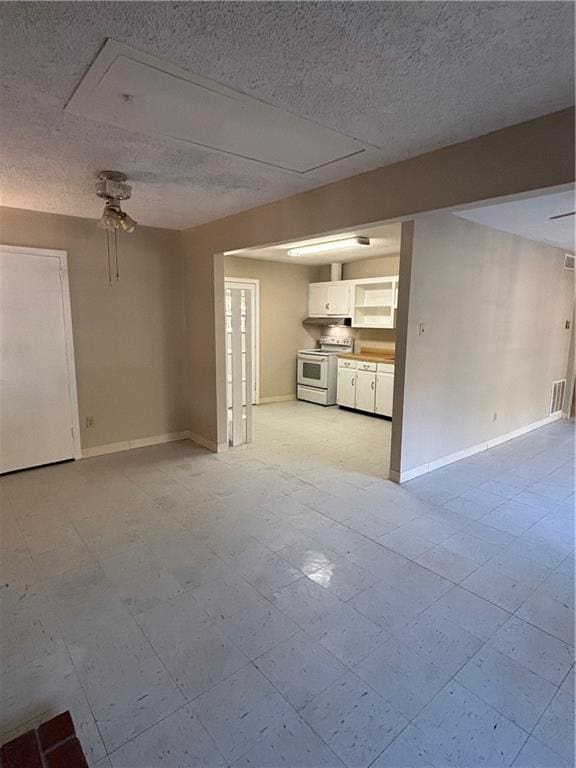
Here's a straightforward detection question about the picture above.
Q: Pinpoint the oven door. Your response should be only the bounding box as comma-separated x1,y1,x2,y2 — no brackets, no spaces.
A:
298,354,328,389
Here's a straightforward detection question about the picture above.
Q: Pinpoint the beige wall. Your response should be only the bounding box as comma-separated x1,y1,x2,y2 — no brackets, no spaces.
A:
0,207,188,451
224,256,323,400
181,109,574,451
317,254,400,281
342,254,400,280
394,212,574,476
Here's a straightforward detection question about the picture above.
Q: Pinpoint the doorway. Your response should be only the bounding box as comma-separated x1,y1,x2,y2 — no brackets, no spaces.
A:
220,222,405,480
0,245,81,473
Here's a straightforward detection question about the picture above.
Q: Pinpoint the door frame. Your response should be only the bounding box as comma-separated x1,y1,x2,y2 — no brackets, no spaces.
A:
224,277,260,405
0,244,82,461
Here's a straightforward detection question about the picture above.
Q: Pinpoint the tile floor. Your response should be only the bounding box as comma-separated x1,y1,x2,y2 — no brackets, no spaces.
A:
0,403,574,767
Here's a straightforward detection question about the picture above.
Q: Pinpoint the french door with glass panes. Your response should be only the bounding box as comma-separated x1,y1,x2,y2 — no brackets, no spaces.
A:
225,280,257,447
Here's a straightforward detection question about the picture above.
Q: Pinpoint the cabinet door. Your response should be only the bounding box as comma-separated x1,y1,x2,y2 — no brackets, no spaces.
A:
337,367,356,408
355,370,376,413
309,283,327,316
326,283,351,315
375,372,394,417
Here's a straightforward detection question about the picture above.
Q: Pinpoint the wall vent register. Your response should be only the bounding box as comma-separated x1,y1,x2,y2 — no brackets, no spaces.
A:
550,379,566,414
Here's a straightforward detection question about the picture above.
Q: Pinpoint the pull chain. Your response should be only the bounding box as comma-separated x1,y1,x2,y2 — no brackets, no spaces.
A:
114,229,119,281
106,230,112,285
105,229,120,284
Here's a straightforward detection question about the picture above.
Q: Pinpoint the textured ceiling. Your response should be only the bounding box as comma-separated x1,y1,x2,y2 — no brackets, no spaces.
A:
0,2,573,230
455,188,576,251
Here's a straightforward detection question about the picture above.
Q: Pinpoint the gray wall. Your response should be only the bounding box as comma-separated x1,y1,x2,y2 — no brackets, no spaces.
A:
396,212,573,475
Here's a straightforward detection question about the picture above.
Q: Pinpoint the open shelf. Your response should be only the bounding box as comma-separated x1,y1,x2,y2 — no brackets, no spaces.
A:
352,277,398,328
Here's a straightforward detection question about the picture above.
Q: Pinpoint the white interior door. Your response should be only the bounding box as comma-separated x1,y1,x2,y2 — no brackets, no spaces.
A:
0,246,80,473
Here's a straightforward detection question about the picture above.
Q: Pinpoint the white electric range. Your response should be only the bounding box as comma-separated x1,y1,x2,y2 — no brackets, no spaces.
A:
297,336,353,405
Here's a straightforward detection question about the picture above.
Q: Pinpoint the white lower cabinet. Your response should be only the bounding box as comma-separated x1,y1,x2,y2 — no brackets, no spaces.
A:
336,367,356,408
375,371,394,417
355,370,376,413
337,359,394,416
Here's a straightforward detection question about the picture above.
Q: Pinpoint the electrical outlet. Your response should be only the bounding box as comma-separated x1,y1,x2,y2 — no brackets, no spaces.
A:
85,416,95,428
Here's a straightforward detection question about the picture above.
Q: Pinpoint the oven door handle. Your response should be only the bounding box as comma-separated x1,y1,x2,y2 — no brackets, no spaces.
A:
298,354,326,362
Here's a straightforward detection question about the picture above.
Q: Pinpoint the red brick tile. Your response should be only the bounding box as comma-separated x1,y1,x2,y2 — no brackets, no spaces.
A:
0,730,43,768
45,737,88,768
38,711,75,752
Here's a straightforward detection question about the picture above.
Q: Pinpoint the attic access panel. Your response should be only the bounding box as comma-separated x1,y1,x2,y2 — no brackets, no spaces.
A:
65,40,370,173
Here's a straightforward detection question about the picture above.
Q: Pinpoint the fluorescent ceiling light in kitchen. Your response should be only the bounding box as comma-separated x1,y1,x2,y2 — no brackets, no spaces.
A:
287,237,370,257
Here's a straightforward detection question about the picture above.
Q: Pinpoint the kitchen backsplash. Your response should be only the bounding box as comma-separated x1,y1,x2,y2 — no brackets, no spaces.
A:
321,324,395,355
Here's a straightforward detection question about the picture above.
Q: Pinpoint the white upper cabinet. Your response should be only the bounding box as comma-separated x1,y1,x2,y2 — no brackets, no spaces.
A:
308,277,397,325
308,283,329,316
326,282,352,315
308,281,352,316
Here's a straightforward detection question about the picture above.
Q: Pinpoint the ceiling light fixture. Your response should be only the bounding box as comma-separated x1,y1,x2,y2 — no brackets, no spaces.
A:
287,236,370,257
95,171,138,283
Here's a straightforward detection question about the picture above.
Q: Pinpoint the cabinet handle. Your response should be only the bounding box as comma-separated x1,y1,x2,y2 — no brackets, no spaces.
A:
371,380,375,390
325,302,330,310
351,377,355,386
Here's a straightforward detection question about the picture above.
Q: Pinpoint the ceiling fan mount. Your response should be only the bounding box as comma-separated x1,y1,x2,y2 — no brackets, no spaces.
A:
95,170,138,284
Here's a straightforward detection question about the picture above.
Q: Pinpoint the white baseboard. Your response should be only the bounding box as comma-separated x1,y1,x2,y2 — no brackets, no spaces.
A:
485,413,562,448
394,413,562,483
258,395,296,404
188,430,219,452
81,431,190,458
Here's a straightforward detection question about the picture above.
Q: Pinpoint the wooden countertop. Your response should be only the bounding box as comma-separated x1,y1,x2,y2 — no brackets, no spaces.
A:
338,351,395,364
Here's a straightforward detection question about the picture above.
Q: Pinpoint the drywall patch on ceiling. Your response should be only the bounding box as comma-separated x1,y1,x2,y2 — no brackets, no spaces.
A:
454,189,575,251
65,40,371,174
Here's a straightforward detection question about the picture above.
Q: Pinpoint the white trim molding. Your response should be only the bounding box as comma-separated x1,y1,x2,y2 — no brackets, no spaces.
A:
82,431,190,458
391,413,562,483
188,430,220,452
258,394,296,404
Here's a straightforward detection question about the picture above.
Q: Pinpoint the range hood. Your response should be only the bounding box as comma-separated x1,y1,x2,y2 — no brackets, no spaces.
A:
303,316,351,327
